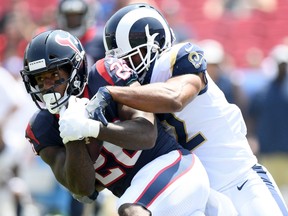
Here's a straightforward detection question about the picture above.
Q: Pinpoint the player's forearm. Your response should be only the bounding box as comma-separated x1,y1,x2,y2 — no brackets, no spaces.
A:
97,118,157,150
106,83,184,113
64,141,95,196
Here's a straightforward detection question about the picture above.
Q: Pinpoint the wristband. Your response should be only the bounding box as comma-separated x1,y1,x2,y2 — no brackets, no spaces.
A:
85,119,101,139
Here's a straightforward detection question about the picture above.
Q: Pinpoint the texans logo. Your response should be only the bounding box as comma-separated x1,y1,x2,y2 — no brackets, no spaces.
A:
55,33,80,55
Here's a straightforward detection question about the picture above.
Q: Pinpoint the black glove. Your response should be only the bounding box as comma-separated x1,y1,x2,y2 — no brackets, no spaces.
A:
86,87,112,126
104,56,138,86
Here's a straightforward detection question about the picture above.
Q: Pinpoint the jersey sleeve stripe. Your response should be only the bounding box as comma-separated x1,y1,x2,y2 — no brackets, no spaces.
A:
96,59,114,85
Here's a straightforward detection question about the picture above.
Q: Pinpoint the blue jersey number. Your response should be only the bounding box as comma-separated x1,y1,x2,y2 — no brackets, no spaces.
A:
162,114,206,151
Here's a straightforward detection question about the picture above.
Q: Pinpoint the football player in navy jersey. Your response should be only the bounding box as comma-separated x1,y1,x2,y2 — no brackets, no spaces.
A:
56,0,105,64
91,3,288,216
20,30,210,216
35,0,105,66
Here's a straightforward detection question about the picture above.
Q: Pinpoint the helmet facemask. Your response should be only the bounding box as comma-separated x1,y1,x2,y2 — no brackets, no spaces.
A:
117,25,160,82
31,67,70,114
104,3,174,83
21,51,86,114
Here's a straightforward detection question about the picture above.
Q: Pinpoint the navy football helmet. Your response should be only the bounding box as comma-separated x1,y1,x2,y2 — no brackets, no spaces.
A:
57,0,97,38
103,3,175,81
20,30,87,114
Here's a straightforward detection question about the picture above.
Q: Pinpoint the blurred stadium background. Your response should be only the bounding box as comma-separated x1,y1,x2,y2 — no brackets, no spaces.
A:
0,0,287,215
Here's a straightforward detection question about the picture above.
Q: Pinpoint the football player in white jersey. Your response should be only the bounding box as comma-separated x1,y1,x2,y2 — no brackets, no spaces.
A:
91,3,288,216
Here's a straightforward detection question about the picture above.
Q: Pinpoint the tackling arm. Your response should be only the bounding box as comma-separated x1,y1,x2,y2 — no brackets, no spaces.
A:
106,73,205,113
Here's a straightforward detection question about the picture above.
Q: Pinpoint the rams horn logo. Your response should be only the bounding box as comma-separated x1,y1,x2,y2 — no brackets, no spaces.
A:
187,51,204,69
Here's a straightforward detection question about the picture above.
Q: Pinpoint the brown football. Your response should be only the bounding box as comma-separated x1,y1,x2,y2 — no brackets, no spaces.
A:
85,137,103,163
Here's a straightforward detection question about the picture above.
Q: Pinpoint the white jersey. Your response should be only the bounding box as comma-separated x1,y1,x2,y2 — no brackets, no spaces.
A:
118,150,210,216
148,42,257,190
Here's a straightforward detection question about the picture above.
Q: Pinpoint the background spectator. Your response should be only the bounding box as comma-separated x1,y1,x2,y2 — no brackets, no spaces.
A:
248,44,288,204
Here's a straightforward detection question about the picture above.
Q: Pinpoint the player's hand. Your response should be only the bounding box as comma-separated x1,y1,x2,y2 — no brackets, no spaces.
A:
72,190,99,204
59,96,101,144
104,56,138,86
86,87,112,126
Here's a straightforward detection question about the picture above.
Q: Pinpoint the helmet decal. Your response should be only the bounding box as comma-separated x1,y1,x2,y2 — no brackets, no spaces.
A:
28,59,46,71
55,33,81,55
114,7,171,54
145,24,159,46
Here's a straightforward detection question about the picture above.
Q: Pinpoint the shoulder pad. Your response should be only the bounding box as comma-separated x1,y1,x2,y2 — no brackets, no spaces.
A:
172,42,207,76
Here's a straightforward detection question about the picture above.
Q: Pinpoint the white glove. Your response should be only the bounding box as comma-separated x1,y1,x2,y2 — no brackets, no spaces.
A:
59,96,101,144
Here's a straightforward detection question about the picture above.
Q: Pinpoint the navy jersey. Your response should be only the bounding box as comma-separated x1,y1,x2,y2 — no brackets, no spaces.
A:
81,27,105,62
87,60,186,196
25,59,186,197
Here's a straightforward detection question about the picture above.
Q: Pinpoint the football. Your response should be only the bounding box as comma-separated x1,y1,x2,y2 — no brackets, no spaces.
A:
85,137,103,163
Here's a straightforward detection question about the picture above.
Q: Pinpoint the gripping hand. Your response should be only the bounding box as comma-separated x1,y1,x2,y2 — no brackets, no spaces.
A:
86,87,112,126
59,96,101,144
104,56,138,86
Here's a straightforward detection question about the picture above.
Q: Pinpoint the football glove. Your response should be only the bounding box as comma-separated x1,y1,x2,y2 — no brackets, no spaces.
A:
86,87,112,126
59,96,101,144
104,56,139,86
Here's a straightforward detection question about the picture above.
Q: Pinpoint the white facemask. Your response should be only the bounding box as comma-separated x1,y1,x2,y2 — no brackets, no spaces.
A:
43,93,62,114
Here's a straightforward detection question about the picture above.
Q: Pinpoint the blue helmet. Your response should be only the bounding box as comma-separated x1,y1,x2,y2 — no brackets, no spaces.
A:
21,30,87,113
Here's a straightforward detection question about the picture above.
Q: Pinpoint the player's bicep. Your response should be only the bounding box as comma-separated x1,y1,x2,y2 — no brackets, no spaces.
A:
118,103,155,125
166,74,204,105
116,104,157,149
